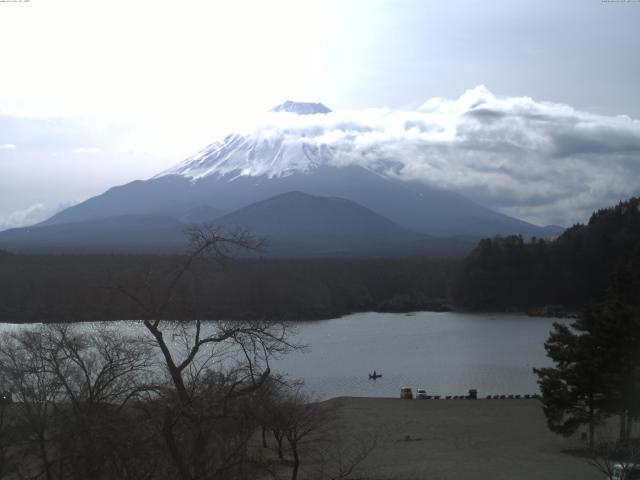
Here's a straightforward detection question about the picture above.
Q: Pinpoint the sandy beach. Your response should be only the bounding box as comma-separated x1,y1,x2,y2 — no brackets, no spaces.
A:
322,397,601,480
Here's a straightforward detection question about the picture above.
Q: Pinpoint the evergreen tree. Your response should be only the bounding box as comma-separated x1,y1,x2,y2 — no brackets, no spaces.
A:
534,263,640,446
454,196,640,311
534,321,608,447
579,266,640,444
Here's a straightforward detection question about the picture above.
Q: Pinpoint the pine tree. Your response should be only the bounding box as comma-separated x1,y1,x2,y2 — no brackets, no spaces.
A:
578,275,640,445
534,321,608,447
534,261,640,447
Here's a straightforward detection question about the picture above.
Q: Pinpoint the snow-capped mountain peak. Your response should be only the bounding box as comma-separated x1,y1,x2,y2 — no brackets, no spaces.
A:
269,101,331,115
157,102,336,180
158,132,335,180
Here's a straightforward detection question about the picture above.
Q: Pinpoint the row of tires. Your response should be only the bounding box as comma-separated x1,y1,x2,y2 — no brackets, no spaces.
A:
413,393,540,400
483,394,540,399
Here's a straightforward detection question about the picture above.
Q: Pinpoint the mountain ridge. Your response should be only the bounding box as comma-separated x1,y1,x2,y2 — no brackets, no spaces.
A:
43,163,560,239
269,101,331,115
0,191,477,257
16,101,565,254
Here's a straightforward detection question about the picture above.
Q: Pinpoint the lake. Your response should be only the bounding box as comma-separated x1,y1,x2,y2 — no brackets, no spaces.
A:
274,311,566,400
0,311,567,401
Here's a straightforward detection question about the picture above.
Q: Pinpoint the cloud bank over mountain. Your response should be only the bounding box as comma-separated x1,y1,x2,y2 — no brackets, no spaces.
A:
2,86,640,230
182,86,638,227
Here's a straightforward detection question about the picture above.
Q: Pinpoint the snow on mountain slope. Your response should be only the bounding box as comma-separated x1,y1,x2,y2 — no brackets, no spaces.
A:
269,101,331,114
160,133,335,180
37,98,564,240
158,101,340,180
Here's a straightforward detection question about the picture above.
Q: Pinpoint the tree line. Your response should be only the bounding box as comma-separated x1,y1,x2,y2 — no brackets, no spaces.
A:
3,197,640,323
453,197,640,311
0,251,456,323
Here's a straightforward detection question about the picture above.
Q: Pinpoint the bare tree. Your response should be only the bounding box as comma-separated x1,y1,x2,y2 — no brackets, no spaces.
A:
250,374,291,453
112,225,299,480
0,324,156,480
0,328,62,480
114,225,289,402
311,427,381,480
0,388,17,479
260,389,379,480
585,423,640,479
0,226,301,480
254,376,298,463
41,325,156,480
279,390,330,480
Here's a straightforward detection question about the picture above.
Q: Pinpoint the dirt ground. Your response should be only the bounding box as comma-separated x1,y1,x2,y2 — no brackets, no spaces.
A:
322,397,602,480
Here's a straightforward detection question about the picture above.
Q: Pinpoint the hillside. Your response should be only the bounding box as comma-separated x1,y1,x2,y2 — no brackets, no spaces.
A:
0,190,476,257
453,197,640,310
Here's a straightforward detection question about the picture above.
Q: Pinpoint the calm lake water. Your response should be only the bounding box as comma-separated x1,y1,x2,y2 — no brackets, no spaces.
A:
0,311,567,401
274,311,566,400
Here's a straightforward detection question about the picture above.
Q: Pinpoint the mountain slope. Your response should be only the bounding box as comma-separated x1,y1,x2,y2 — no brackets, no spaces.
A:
44,163,553,238
1,192,477,256
37,101,562,249
210,190,477,256
0,215,188,253
212,191,408,239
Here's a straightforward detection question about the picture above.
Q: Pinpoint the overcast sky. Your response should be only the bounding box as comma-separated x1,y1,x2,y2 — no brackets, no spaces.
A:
1,0,639,230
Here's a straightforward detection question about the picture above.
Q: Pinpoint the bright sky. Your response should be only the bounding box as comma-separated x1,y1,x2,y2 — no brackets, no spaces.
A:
0,0,339,148
1,0,639,229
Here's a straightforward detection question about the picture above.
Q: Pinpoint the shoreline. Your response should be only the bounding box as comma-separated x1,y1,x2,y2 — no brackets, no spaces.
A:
0,305,577,325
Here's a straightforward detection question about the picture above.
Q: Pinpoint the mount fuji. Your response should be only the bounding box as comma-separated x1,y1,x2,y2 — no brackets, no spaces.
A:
0,101,562,255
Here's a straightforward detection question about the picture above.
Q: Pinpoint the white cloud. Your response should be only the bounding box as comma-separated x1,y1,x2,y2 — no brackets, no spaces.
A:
72,147,102,154
0,202,72,232
180,86,640,226
0,144,16,149
0,113,175,228
2,86,640,228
